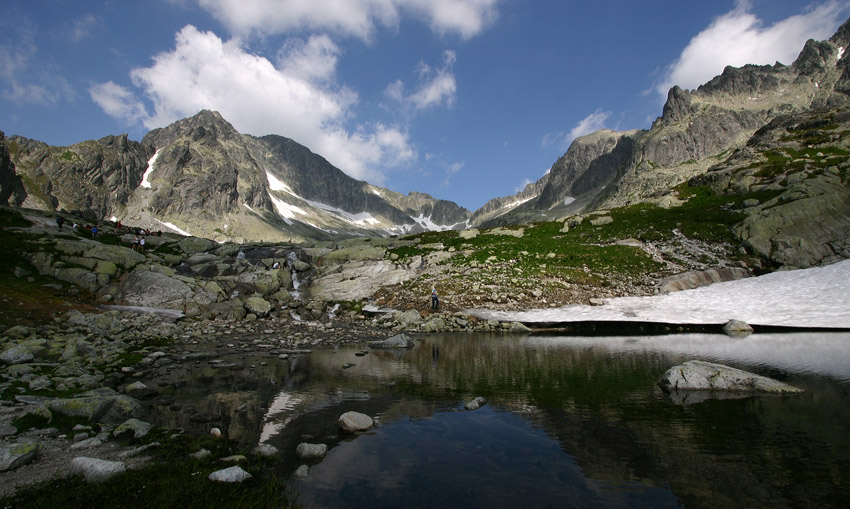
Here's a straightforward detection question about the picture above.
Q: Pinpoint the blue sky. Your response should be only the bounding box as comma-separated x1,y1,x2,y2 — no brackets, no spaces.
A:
2,1,849,211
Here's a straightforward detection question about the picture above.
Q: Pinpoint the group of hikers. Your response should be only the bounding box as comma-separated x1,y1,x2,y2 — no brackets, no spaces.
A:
55,216,98,235
55,215,160,252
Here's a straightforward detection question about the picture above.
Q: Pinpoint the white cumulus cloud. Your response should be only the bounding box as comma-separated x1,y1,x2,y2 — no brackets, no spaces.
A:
544,109,611,151
386,50,457,110
90,25,414,183
655,0,849,99
196,0,498,40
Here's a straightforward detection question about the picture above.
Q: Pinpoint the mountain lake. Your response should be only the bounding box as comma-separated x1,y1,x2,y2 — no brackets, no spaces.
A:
144,331,850,508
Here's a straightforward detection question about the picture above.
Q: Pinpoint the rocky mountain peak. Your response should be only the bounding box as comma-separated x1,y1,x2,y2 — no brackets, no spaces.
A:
143,109,239,149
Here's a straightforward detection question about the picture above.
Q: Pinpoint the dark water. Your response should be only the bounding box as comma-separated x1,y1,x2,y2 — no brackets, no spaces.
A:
149,332,850,508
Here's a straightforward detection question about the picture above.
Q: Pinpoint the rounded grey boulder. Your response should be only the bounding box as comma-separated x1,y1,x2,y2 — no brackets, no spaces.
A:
338,411,373,433
658,360,804,394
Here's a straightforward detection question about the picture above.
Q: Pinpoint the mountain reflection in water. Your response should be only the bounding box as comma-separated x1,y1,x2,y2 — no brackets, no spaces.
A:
147,332,850,508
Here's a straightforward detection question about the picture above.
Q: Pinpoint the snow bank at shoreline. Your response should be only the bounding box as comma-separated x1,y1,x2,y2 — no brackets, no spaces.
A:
469,259,850,328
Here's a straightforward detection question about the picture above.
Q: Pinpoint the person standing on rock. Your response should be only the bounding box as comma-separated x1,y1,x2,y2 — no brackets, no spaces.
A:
431,287,439,310
139,236,146,253
56,216,64,231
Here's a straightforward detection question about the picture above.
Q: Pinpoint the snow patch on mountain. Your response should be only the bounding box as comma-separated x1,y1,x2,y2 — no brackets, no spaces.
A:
140,149,160,189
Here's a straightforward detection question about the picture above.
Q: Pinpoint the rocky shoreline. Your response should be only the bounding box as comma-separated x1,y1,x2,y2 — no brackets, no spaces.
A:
0,300,544,498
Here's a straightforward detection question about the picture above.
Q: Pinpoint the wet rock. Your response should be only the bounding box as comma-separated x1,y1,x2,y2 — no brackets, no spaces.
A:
658,360,804,393
293,464,310,478
0,443,40,472
464,397,487,410
368,333,414,348
295,443,328,460
338,411,373,433
209,466,252,483
70,457,126,483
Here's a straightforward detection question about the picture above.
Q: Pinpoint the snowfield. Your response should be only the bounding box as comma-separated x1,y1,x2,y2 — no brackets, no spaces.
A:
470,259,850,328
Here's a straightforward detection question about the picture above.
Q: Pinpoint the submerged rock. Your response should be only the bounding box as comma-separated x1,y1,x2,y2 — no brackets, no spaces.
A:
658,360,803,394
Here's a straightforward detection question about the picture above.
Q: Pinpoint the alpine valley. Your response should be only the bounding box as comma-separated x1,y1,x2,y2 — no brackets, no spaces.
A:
3,20,850,269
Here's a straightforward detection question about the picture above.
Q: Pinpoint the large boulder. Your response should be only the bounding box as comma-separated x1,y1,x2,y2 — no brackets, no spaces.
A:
0,345,34,365
84,243,146,269
310,260,417,302
395,309,422,327
119,271,193,309
338,411,373,433
244,296,272,317
658,360,804,394
177,237,217,255
0,443,40,472
70,457,126,483
659,267,750,293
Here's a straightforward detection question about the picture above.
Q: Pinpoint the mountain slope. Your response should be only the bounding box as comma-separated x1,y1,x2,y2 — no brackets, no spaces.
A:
480,19,850,225
6,110,471,242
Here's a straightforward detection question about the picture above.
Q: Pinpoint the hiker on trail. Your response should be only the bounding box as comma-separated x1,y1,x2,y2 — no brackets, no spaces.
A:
139,236,146,252
431,287,439,310
56,216,64,231
132,236,140,251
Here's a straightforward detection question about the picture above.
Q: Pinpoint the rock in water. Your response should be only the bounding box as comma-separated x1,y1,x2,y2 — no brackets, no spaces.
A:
70,457,126,482
295,443,328,460
208,466,252,483
338,411,374,433
658,360,803,394
367,334,414,348
464,397,487,410
722,319,753,336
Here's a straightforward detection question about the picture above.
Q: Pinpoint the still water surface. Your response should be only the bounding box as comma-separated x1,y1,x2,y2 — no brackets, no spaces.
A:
152,332,850,508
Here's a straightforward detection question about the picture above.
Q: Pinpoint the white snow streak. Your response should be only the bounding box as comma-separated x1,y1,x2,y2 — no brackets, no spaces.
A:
140,149,160,189
154,218,191,236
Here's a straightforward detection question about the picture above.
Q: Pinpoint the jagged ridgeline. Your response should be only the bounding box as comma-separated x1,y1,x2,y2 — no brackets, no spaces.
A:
1,18,849,268
3,110,470,243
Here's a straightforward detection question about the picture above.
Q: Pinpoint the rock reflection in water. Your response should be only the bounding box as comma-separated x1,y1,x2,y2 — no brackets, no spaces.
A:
142,332,850,508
